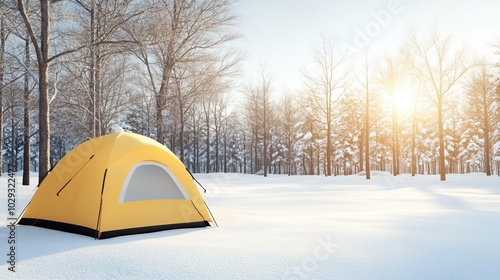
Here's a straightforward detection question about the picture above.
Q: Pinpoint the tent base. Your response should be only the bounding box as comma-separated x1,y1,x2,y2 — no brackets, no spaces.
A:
18,218,210,239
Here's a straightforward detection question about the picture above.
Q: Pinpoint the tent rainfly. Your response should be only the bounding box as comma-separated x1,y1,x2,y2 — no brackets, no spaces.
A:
18,132,213,239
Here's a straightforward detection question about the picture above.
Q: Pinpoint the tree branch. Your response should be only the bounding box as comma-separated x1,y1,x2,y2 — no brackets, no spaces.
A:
1,50,39,85
15,0,42,68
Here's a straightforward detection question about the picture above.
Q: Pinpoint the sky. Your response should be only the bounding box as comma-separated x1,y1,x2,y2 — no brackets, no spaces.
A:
233,0,500,92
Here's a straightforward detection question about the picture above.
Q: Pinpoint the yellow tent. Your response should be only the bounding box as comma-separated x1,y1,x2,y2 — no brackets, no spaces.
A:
18,132,213,239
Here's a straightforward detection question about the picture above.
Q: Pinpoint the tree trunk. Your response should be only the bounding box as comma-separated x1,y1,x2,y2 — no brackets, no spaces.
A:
392,97,399,176
156,93,166,144
437,96,446,181
365,60,370,180
223,130,227,173
268,136,273,174
89,0,96,138
10,118,15,166
309,121,314,175
359,130,364,172
179,109,185,164
317,146,320,175
243,132,247,174
39,0,51,177
205,113,210,173
95,4,102,136
287,134,291,176
0,11,5,175
309,145,314,175
177,93,185,164
253,128,258,173
194,116,199,172
411,113,417,177
302,154,306,175
215,124,219,172
95,54,102,136
326,110,332,176
263,102,267,177
23,34,31,185
483,86,491,176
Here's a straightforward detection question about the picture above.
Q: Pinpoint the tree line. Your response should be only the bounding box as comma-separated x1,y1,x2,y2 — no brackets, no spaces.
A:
0,1,499,185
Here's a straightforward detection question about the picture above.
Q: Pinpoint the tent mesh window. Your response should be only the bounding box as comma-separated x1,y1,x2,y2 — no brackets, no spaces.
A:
120,163,188,202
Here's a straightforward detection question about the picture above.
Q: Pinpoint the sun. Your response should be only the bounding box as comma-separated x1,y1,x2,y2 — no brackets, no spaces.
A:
393,84,415,112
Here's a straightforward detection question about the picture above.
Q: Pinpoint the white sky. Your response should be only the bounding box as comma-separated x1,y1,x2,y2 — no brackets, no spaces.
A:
234,0,500,91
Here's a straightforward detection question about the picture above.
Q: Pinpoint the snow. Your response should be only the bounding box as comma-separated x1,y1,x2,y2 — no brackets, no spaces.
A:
493,141,500,153
302,132,312,141
1,173,500,279
110,123,125,133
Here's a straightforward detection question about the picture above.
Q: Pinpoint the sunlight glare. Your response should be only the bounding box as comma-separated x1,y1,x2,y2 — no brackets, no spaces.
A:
394,88,413,112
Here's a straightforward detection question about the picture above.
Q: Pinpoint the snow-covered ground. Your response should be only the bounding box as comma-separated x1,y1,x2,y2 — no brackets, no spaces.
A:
1,172,500,279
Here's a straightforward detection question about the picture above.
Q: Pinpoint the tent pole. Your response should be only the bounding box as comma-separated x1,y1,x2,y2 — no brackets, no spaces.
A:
95,169,107,240
185,167,206,193
56,155,95,196
204,201,219,228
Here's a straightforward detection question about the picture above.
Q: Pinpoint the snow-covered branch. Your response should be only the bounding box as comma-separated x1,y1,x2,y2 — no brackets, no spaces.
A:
1,50,39,85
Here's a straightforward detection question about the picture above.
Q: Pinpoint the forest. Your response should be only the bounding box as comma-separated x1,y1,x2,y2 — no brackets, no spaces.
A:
1,0,499,185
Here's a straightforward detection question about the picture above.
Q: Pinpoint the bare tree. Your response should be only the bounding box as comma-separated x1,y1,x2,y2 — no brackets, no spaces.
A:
259,67,272,177
243,82,260,174
1,1,36,180
294,92,319,175
60,0,137,138
243,66,273,176
303,36,347,176
16,0,139,176
410,78,423,176
403,28,471,181
201,92,214,173
172,52,239,164
379,54,404,176
16,0,55,177
363,55,371,180
56,53,133,137
351,52,374,179
212,90,230,173
127,0,238,146
199,78,232,173
22,29,31,185
280,89,298,176
466,61,498,176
